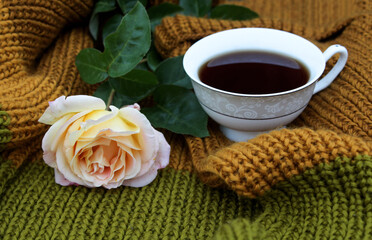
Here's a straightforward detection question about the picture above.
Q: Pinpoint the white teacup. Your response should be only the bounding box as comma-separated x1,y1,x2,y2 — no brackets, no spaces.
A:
183,28,348,142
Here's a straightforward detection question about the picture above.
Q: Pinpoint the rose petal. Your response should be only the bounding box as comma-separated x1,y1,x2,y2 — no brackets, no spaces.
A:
42,114,73,153
134,130,170,178
103,179,125,189
55,146,86,186
125,103,141,110
79,106,139,140
43,151,57,168
39,95,106,125
134,158,155,178
51,109,92,152
122,164,159,187
55,169,77,186
74,137,111,158
119,107,158,163
154,130,170,169
112,135,141,151
123,150,141,179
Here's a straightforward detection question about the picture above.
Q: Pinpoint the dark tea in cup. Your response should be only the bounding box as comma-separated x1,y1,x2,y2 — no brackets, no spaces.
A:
198,51,309,94
183,28,348,141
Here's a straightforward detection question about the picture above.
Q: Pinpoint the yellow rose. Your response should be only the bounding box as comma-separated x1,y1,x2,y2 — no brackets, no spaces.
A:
39,95,170,188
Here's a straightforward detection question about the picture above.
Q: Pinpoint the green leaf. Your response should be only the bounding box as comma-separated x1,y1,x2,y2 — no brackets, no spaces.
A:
102,14,123,41
94,81,138,107
179,0,211,17
75,48,109,84
135,62,150,71
112,93,142,107
117,0,147,14
109,69,158,102
210,4,259,20
103,2,151,78
93,81,113,105
142,85,209,137
147,48,163,71
147,3,183,32
89,0,117,40
155,55,192,89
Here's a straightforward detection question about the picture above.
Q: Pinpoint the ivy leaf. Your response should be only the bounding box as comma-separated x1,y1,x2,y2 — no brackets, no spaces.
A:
93,81,113,105
94,81,139,107
147,47,163,71
210,4,259,20
103,2,151,78
142,85,209,137
135,62,150,71
102,14,123,41
147,3,183,32
89,0,117,40
117,0,147,14
75,48,109,84
109,69,158,102
179,0,211,17
155,55,192,89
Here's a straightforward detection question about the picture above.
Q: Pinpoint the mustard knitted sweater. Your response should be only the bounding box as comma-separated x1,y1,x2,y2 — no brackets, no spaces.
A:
0,0,371,239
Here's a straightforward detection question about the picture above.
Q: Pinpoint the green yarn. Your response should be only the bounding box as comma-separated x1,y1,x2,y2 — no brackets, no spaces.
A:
0,161,253,240
214,155,372,240
0,155,371,239
214,219,267,240
0,107,11,151
0,158,16,194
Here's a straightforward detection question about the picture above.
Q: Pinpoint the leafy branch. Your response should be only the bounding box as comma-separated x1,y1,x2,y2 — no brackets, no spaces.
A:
75,0,258,138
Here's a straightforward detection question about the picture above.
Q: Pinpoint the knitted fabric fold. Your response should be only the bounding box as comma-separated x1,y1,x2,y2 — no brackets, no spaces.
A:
0,0,371,239
188,128,371,197
154,0,372,187
0,0,95,167
214,155,372,240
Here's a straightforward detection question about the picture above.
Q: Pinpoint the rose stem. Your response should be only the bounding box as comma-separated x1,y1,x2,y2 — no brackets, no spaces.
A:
106,89,115,110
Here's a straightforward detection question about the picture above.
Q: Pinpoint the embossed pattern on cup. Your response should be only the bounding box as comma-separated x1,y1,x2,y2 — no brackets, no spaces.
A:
192,81,315,120
183,28,348,141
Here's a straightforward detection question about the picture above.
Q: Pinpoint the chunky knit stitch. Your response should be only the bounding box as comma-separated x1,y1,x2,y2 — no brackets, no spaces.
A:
0,0,95,167
214,155,372,240
0,107,11,151
190,129,371,197
0,0,371,239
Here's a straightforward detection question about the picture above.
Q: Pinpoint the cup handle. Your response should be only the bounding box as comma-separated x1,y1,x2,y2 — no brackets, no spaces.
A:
313,44,348,94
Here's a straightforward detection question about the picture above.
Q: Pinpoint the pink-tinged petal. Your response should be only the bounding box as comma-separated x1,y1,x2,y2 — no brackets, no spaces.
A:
154,130,170,169
55,146,86,186
55,169,78,186
135,157,154,177
124,103,141,110
122,164,159,187
39,95,106,125
43,151,57,168
103,179,125,189
74,137,111,157
135,131,170,177
123,150,141,179
119,107,158,162
95,167,111,180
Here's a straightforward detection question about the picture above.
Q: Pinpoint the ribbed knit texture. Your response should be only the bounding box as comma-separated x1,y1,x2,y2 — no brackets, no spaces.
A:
0,0,95,167
1,0,371,239
189,129,371,197
214,155,372,240
1,154,370,239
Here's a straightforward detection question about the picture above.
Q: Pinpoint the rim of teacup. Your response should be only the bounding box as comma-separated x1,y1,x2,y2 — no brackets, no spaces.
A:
183,27,325,98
